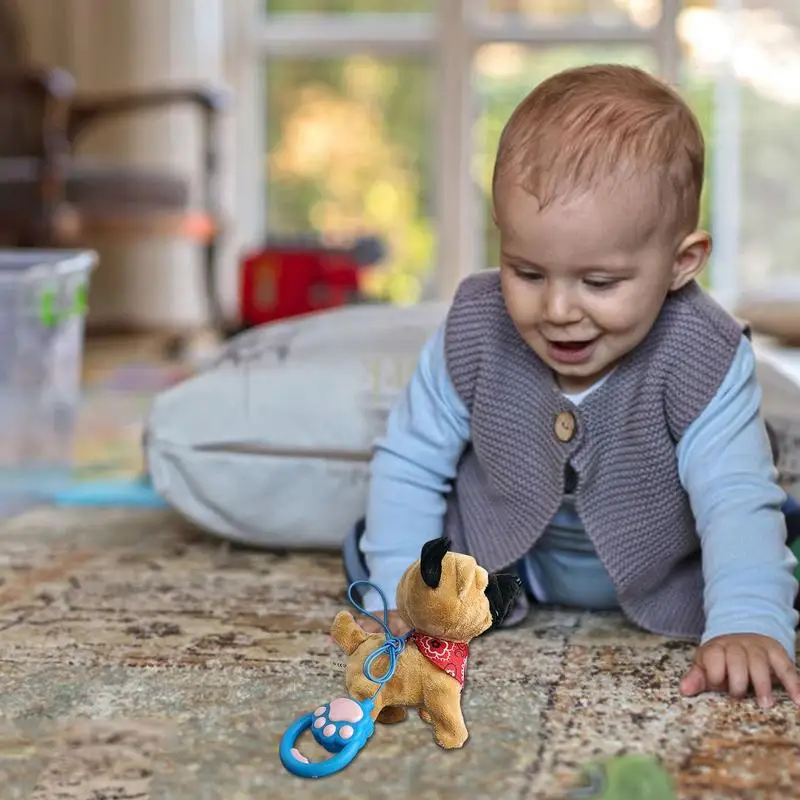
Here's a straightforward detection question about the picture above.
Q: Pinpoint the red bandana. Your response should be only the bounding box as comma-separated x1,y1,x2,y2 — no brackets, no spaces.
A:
411,631,469,689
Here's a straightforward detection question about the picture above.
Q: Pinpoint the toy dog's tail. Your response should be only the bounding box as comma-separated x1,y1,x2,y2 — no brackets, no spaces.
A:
331,611,370,656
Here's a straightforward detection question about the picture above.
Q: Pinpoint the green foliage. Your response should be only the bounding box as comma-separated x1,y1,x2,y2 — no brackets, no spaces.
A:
266,56,435,303
569,754,677,800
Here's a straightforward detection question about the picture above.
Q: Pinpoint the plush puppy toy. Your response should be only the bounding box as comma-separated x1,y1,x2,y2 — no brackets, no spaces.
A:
331,537,521,749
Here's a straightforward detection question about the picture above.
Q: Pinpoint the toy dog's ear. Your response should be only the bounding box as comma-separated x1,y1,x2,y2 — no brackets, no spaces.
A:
420,537,451,589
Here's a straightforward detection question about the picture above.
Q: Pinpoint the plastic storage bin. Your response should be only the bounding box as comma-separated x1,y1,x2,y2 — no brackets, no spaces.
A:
0,250,97,517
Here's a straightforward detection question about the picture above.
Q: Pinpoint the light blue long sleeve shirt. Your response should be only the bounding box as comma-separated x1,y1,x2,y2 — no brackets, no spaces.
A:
361,325,799,658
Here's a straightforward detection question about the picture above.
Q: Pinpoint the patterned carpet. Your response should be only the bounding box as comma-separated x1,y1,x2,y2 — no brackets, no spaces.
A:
0,507,797,799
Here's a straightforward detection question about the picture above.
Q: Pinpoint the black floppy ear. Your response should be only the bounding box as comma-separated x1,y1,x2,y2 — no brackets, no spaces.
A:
420,537,451,589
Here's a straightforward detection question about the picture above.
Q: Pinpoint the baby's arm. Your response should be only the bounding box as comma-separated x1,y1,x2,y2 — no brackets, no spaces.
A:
360,323,471,612
677,336,798,658
677,336,800,705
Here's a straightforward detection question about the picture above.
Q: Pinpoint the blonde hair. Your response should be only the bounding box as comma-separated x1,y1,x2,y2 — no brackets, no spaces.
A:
492,64,705,237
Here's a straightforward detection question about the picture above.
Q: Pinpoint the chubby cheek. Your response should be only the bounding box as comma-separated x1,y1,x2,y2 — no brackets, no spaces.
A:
502,286,542,331
589,303,644,334
587,286,663,335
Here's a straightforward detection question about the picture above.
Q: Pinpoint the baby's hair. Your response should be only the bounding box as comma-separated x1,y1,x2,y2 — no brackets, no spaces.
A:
492,64,705,237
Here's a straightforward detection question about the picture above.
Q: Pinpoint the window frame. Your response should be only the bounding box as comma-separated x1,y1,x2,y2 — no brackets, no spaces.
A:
236,0,739,303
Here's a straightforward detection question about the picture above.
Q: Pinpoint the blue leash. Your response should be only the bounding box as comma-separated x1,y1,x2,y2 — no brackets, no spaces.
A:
346,580,412,698
279,580,411,779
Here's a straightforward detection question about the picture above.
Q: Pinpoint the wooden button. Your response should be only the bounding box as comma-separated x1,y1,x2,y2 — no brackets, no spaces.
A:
554,411,576,443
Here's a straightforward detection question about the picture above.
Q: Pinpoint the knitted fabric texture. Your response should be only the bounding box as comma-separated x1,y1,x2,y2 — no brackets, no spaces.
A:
442,271,743,640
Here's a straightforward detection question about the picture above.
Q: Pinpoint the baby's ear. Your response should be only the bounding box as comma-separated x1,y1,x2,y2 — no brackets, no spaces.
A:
671,230,711,290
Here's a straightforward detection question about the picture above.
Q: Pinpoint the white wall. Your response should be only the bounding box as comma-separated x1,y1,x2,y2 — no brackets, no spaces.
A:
17,0,250,330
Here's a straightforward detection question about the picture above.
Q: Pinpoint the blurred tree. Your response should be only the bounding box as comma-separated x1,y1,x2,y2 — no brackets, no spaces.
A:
266,57,435,304
265,0,434,308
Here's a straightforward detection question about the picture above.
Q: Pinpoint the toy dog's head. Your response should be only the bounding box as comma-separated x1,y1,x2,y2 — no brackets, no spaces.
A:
395,538,522,642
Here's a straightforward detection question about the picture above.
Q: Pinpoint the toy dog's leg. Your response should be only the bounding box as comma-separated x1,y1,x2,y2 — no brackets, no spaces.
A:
422,685,468,749
376,706,407,724
418,707,432,724
346,674,387,722
345,666,406,723
331,611,370,655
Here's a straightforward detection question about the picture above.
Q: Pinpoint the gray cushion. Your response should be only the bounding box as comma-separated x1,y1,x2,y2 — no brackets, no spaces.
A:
145,302,447,548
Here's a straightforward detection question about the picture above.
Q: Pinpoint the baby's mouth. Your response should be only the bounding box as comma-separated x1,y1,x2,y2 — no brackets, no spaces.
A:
551,340,593,350
546,336,599,364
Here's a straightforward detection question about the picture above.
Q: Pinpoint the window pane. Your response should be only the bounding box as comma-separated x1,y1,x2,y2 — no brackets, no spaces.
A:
483,0,661,28
265,57,434,304
475,46,658,270
680,1,800,291
266,0,431,13
678,2,725,293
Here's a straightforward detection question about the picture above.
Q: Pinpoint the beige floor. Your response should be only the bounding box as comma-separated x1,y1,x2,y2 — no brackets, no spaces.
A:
0,505,796,799
82,330,188,373
82,328,223,376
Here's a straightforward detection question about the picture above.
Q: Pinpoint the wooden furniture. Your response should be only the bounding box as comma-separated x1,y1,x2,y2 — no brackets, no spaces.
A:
0,65,230,344
737,296,800,347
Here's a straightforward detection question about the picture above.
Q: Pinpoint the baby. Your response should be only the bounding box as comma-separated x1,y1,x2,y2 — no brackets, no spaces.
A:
342,64,800,707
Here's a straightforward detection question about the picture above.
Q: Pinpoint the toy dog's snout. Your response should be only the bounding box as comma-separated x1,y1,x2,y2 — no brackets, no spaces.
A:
485,573,522,628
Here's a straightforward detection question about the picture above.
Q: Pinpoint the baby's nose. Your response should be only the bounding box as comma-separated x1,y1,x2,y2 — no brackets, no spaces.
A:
544,287,582,324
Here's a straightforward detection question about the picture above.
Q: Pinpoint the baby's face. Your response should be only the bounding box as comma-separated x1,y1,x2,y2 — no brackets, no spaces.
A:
494,182,707,393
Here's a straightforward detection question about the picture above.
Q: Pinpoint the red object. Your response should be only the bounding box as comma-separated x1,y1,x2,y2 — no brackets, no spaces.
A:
238,235,385,328
411,631,470,689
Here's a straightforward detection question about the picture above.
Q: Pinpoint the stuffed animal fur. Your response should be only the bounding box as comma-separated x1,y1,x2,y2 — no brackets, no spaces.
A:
331,537,521,749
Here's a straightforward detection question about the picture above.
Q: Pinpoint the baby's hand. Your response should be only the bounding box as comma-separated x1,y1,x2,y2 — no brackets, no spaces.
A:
680,634,800,708
357,610,411,638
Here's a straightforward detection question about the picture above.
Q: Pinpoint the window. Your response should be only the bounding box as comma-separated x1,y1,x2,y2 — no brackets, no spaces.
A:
243,1,799,307
266,0,432,12
265,57,435,304
680,0,800,302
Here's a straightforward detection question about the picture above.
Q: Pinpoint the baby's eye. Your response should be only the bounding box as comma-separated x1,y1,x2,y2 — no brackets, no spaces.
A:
584,278,619,290
514,269,543,282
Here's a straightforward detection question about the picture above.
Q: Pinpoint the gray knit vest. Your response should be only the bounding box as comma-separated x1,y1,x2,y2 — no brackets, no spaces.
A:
442,270,743,640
